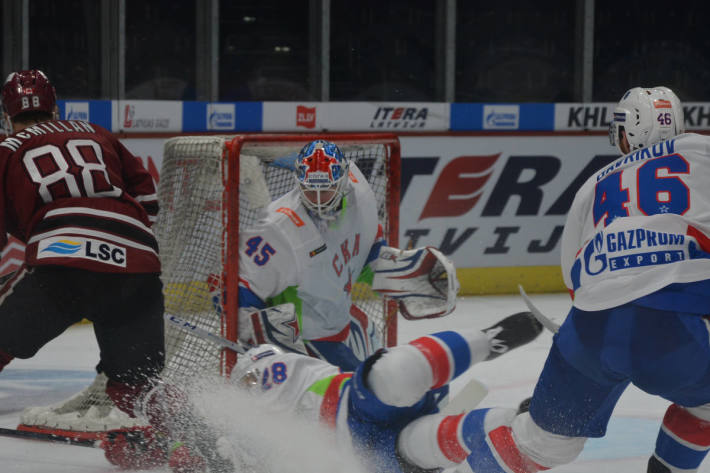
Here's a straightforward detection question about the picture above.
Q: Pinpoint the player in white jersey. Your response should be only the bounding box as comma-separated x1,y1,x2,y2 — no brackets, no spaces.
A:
456,87,710,473
237,140,458,371
100,310,543,473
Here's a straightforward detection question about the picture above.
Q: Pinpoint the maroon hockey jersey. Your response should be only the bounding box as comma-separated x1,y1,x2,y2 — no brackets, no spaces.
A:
0,120,160,273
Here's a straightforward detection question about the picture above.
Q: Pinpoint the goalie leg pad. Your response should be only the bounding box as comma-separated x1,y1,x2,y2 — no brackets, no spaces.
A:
346,304,381,359
372,246,459,320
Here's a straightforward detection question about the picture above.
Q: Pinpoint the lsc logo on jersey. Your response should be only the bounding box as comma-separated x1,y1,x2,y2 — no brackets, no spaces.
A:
38,237,127,267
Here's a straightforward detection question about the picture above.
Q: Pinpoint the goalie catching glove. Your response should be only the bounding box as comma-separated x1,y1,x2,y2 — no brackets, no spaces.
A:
372,246,459,320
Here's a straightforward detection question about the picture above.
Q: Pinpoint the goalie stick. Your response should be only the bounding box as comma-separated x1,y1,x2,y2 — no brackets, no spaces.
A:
164,313,247,354
517,285,561,333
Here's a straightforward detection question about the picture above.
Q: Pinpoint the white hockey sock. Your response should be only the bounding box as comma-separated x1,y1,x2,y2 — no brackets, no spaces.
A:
368,344,432,407
397,413,466,470
368,329,490,407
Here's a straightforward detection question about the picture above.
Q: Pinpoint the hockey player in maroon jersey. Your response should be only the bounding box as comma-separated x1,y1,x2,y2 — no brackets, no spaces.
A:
0,69,165,444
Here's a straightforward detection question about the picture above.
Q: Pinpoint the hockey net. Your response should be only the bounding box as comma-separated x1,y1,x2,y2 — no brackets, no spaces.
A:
17,133,401,438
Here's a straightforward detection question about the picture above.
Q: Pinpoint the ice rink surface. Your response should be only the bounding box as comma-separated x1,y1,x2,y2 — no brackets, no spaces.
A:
1,292,705,472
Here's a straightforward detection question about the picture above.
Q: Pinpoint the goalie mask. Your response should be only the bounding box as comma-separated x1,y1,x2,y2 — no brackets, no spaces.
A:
295,140,349,219
232,344,284,389
609,86,682,154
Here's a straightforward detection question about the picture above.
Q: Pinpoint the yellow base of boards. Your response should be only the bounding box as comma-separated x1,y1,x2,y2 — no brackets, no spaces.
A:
76,266,566,325
457,266,566,295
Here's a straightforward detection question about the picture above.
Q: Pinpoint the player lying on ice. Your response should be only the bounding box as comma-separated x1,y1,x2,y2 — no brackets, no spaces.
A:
100,310,544,473
449,86,710,473
235,139,460,371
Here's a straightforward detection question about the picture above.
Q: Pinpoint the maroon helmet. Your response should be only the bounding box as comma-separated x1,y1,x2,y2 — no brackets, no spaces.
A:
1,69,57,118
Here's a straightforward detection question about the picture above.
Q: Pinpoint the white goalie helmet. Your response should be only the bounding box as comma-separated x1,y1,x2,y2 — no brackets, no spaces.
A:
609,86,683,153
232,344,284,389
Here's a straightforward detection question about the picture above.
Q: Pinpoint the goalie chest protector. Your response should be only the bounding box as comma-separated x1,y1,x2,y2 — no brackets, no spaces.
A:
239,163,380,341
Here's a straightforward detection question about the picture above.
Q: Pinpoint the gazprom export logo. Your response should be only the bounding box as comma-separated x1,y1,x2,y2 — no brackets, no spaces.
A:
570,228,687,290
65,102,89,121
38,237,126,267
483,105,519,130
207,103,236,130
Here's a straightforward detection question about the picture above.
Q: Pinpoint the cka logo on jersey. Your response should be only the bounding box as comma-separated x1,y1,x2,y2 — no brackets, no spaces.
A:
483,105,519,130
38,237,127,268
569,228,686,290
370,106,428,129
64,102,89,121
207,103,235,130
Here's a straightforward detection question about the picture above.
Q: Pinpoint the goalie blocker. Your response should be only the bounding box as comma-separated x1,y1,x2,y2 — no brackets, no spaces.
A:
371,246,459,320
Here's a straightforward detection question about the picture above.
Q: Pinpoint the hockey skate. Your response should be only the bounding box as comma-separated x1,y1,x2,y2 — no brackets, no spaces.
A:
482,311,543,360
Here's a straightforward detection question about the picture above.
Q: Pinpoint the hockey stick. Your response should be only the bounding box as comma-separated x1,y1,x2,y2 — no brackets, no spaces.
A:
517,285,561,333
0,426,98,447
440,378,489,415
164,313,247,354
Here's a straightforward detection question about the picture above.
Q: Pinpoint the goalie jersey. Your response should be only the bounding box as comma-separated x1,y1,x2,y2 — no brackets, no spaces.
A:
239,163,383,341
561,133,710,311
